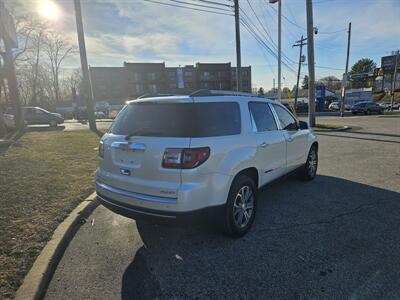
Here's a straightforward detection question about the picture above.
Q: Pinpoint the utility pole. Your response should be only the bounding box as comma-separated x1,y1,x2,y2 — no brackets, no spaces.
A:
273,78,275,91
277,0,281,101
306,0,316,127
293,35,307,113
269,0,281,101
74,0,97,132
234,0,241,92
390,50,399,111
340,22,351,117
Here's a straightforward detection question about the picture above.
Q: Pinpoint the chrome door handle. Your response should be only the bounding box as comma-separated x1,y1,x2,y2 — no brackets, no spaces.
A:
111,142,146,151
287,137,294,142
259,142,269,148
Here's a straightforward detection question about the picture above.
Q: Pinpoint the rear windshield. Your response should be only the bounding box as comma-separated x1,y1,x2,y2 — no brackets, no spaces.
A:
110,102,241,137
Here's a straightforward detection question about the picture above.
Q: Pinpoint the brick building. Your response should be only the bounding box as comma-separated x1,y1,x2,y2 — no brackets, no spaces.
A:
90,62,252,104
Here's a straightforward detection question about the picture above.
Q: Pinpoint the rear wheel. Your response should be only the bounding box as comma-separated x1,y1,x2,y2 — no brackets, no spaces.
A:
223,175,257,238
298,145,318,181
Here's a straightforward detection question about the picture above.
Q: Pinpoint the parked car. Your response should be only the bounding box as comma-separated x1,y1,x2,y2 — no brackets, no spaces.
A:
329,102,339,111
95,90,318,237
329,102,352,111
379,102,391,110
344,104,352,110
23,107,64,127
94,111,106,119
2,113,27,130
351,102,383,115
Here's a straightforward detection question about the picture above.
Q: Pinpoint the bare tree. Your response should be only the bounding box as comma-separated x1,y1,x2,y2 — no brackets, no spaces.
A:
43,32,74,103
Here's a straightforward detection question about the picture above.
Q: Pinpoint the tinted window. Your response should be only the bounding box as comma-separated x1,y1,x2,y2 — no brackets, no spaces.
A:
248,102,277,132
273,104,298,131
110,102,241,137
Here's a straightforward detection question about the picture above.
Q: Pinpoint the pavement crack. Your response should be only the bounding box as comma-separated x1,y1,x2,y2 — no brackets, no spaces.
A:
261,198,399,232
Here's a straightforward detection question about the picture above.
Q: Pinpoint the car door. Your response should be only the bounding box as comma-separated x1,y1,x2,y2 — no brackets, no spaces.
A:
23,108,35,124
34,108,49,124
271,104,309,172
248,101,287,185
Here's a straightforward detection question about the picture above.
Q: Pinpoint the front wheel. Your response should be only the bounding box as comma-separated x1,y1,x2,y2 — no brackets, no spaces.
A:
298,145,318,181
223,175,257,238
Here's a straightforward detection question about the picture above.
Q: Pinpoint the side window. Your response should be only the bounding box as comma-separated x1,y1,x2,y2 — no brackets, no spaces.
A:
273,104,298,131
248,102,277,132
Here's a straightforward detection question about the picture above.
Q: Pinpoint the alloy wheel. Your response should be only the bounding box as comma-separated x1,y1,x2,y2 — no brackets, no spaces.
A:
233,185,254,228
308,149,317,177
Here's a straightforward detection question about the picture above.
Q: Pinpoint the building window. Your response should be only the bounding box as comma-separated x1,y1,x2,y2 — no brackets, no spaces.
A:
203,71,210,79
133,72,141,81
185,71,192,77
148,72,156,81
168,71,176,78
186,82,193,88
148,84,157,93
169,83,177,89
135,84,143,93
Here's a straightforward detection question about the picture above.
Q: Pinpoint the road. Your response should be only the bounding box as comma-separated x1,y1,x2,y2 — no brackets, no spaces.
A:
44,115,400,299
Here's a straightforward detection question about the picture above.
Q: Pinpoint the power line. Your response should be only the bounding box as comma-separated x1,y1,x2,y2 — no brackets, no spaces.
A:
266,0,306,30
240,7,297,70
245,0,277,49
240,18,297,76
192,0,234,8
169,0,233,12
143,0,234,16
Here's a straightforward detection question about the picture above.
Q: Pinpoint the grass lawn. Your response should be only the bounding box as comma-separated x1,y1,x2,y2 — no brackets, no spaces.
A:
0,130,100,299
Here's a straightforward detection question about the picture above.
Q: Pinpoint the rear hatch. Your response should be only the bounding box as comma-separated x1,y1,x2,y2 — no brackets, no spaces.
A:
99,98,241,199
99,98,192,198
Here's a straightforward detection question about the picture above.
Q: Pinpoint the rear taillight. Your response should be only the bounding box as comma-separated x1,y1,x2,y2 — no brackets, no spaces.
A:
162,147,210,169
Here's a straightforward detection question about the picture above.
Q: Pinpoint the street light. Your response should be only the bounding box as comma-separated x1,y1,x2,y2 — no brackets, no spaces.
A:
269,0,281,102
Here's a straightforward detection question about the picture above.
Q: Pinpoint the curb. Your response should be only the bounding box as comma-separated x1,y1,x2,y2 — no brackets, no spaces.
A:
313,126,351,132
15,192,99,300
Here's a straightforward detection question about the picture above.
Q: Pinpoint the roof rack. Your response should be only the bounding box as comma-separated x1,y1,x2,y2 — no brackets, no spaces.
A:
136,93,177,99
190,89,262,98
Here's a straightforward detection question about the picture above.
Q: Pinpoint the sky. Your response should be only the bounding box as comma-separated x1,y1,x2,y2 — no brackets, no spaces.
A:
7,0,400,90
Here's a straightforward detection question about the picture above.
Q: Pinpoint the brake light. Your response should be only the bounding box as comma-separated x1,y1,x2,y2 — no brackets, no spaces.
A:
162,147,210,169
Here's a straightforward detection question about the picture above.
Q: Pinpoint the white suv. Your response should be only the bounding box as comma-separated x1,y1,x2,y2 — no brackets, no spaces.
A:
96,90,318,237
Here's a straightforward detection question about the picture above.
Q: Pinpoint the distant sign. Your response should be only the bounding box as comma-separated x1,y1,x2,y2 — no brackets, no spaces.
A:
316,85,325,112
381,55,397,73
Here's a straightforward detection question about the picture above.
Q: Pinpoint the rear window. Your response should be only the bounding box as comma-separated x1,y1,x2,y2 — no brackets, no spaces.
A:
110,102,241,137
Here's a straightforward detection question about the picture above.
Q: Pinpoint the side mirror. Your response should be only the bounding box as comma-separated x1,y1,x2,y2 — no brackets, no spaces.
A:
299,121,308,130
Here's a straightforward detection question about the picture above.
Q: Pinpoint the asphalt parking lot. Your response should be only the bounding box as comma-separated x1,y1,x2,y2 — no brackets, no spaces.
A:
44,115,400,299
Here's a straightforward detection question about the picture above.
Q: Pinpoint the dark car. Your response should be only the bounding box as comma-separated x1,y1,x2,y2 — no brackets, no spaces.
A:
351,102,383,115
23,107,64,127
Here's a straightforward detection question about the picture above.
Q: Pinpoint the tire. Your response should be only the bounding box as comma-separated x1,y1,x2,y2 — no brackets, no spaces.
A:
49,120,58,127
223,174,257,238
298,145,318,181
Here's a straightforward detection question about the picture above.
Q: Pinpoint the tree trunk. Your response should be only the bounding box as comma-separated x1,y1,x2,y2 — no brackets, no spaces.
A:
31,35,41,106
4,39,24,132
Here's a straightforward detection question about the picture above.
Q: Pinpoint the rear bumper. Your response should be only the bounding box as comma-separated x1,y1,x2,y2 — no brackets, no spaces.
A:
97,192,224,224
